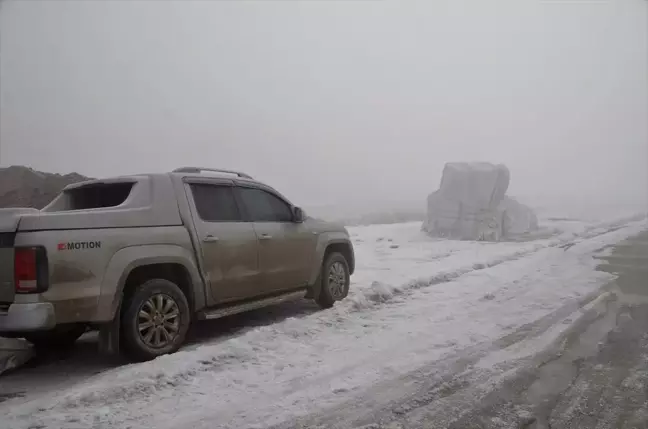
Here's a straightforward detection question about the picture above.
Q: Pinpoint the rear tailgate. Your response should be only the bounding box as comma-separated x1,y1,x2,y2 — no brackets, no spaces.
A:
0,208,40,306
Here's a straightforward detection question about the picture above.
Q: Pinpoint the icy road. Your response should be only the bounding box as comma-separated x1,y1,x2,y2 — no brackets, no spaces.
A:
0,212,646,429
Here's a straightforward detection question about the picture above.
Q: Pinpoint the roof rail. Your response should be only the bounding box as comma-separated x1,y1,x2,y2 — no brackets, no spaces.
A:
173,167,253,180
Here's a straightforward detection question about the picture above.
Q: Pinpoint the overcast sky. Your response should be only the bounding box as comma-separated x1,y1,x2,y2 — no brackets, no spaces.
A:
1,0,646,209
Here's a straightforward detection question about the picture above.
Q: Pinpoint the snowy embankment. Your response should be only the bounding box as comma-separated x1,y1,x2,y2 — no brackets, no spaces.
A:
1,213,646,429
0,338,32,377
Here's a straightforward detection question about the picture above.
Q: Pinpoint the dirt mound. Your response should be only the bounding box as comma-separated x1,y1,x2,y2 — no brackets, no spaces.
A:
0,166,90,209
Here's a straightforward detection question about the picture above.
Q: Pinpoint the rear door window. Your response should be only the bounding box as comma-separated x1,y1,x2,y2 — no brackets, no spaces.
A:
190,184,242,222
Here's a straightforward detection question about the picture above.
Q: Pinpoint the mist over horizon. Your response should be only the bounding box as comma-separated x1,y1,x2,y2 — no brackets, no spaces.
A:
1,1,646,212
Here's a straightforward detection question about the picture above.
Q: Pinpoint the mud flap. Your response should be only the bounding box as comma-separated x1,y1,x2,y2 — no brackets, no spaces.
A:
305,274,322,300
98,301,121,355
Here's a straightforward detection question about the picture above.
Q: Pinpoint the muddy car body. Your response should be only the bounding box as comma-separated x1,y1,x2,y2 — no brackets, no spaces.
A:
0,167,354,360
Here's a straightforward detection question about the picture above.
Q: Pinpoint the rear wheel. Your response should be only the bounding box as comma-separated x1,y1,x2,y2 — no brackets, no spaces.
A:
24,324,87,350
121,279,190,362
315,252,350,309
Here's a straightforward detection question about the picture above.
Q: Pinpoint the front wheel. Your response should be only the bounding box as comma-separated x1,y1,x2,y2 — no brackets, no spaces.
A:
315,252,350,309
121,279,190,362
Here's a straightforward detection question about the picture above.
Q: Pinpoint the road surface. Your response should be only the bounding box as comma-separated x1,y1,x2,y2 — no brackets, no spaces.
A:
0,217,645,429
278,230,648,429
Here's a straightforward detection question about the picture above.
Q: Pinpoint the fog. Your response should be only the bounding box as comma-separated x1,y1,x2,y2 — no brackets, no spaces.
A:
1,0,646,213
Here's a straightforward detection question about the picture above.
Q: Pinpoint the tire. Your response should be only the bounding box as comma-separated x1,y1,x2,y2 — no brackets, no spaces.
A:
315,252,350,309
120,278,190,362
24,324,86,351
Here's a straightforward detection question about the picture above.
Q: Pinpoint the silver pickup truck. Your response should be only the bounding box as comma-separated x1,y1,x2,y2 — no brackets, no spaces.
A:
0,167,354,361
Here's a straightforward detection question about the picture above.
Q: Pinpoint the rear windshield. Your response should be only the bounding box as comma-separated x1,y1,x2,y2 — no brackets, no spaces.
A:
63,182,134,210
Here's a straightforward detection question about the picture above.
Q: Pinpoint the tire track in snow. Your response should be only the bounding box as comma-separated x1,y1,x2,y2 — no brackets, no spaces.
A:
210,223,646,429
2,217,645,429
283,291,619,429
349,215,645,310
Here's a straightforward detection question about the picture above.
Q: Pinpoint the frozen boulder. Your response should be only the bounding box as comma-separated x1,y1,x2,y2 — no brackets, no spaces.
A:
424,191,503,240
423,162,538,241
438,162,510,208
0,337,33,375
500,196,539,237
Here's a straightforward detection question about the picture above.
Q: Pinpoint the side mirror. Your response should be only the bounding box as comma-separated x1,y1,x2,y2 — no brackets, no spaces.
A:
292,206,306,223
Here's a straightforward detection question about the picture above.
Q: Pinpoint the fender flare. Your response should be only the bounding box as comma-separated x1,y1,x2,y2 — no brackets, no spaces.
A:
308,233,355,291
96,244,205,321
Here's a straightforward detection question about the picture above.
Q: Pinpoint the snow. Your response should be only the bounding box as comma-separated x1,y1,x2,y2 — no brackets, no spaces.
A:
474,290,615,370
0,211,646,429
0,338,33,376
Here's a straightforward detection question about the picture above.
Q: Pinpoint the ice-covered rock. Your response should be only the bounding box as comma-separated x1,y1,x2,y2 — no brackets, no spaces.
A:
0,337,33,375
500,196,539,237
438,162,510,208
423,162,538,241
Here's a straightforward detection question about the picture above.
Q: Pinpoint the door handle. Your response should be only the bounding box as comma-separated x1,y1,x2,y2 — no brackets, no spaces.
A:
259,234,272,240
203,235,220,243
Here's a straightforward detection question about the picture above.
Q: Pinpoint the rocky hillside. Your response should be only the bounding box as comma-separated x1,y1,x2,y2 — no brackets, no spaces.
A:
0,166,89,209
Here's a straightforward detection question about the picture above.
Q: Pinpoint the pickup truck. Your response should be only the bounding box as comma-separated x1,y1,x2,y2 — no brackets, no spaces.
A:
0,167,355,361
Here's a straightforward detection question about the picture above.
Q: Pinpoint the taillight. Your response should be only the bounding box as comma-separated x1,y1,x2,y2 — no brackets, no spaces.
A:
14,247,49,294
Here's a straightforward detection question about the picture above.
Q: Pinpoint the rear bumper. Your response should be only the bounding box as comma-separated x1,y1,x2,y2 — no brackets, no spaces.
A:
0,303,56,333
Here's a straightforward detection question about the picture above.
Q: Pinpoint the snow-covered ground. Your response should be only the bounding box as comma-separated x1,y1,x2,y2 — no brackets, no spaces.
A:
0,209,646,429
